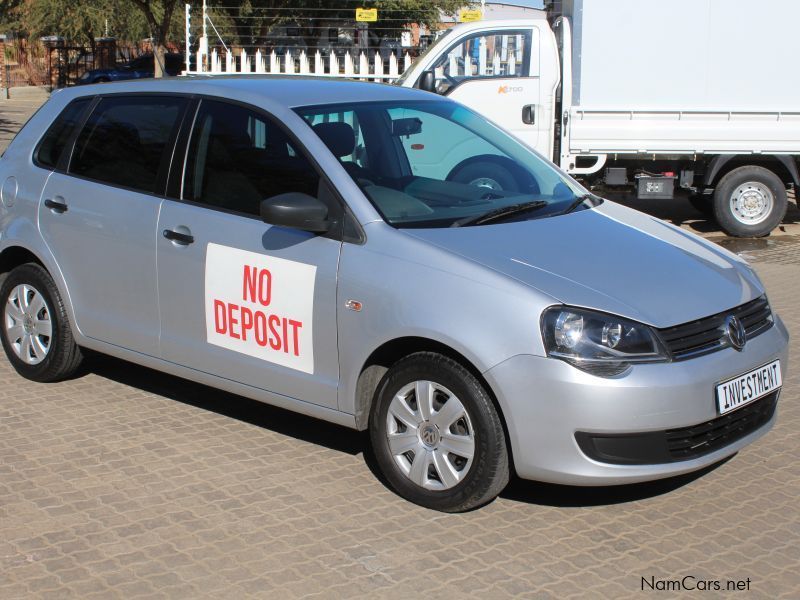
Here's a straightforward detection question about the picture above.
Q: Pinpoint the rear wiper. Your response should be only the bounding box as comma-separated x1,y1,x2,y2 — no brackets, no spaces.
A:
450,200,548,227
561,193,594,215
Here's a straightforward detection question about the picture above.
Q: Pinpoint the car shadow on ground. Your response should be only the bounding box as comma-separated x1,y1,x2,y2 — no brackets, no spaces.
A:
85,352,365,456
86,352,728,510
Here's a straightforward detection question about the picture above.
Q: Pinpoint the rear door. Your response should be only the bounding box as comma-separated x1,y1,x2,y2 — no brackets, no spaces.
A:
38,94,187,356
427,28,545,154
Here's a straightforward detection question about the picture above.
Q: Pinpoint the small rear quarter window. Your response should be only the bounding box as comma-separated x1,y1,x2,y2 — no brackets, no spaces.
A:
34,98,92,169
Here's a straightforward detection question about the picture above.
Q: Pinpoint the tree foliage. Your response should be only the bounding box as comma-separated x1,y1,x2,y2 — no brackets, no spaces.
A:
2,0,467,46
0,0,183,47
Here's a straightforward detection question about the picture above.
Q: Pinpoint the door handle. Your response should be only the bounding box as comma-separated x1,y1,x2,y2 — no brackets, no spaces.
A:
522,104,536,125
44,198,68,213
162,229,194,245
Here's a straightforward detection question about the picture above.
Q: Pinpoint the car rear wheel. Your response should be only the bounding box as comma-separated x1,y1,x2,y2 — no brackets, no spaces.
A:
0,263,83,382
369,352,509,512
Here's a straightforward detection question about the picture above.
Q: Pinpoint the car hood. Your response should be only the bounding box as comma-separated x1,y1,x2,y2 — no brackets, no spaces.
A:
404,201,763,328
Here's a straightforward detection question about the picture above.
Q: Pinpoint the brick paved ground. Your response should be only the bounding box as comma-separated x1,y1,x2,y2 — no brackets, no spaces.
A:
2,97,799,598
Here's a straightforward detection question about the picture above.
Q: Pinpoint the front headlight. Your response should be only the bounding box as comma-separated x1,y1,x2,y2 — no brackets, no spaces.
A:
541,306,668,376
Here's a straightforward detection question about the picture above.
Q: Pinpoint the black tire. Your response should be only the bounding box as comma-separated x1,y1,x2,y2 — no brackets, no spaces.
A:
0,263,83,382
369,352,509,512
713,166,787,237
688,194,714,216
448,160,521,193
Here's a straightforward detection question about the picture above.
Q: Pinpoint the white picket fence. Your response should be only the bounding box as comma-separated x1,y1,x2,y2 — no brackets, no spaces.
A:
181,4,524,82
188,46,414,81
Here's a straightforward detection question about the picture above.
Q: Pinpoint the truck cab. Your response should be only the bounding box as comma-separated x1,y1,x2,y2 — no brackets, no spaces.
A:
398,0,800,238
398,15,559,165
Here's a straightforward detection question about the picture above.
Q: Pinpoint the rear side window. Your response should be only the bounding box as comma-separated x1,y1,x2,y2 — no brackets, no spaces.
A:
34,98,91,169
69,95,186,194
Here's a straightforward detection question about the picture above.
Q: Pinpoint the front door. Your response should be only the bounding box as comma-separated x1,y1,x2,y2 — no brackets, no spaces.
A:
38,94,187,355
156,99,342,409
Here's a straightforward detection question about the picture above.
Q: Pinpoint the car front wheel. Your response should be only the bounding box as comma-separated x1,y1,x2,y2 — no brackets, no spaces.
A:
369,352,509,512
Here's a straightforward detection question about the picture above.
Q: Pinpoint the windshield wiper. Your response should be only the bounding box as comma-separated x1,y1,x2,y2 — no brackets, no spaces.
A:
561,193,594,215
450,200,548,227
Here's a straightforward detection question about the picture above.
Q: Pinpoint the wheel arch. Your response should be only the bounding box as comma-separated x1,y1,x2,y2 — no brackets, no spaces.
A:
353,336,511,442
0,243,80,338
703,154,799,189
0,245,46,288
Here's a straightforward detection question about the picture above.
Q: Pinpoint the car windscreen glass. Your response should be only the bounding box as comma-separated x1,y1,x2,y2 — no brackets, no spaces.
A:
295,100,590,228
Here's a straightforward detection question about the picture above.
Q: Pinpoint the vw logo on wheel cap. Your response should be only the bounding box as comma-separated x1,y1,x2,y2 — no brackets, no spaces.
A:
725,315,746,351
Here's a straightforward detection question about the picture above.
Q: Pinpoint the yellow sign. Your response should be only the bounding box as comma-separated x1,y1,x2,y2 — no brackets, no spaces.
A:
459,9,483,22
356,8,378,22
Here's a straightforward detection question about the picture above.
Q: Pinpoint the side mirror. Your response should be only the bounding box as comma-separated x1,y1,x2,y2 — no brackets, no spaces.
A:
260,192,330,233
418,70,436,93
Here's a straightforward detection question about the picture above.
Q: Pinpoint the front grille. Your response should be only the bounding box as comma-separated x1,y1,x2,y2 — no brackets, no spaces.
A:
575,391,779,465
658,295,773,360
665,391,778,460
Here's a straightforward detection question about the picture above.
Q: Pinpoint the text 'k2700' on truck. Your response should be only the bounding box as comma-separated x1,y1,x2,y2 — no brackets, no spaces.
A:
398,0,800,237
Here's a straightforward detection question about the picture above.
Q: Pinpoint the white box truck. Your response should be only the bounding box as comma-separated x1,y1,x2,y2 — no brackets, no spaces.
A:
397,0,800,237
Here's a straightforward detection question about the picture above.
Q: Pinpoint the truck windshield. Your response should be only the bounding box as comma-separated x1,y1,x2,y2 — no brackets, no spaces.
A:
296,100,591,228
395,30,452,86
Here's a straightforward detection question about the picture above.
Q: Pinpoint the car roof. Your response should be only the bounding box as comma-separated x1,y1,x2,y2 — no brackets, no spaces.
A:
56,76,441,108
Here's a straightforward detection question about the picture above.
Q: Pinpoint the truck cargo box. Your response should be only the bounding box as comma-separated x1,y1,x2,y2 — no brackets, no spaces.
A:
561,0,800,156
564,0,800,109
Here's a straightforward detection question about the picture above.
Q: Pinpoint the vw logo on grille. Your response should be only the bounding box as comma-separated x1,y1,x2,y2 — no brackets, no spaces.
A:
725,315,746,351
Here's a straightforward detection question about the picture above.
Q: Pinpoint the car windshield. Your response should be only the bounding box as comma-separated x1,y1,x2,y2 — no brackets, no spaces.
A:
295,100,592,228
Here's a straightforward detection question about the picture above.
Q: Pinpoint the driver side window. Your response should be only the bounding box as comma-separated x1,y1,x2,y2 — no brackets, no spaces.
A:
183,100,320,217
432,31,531,95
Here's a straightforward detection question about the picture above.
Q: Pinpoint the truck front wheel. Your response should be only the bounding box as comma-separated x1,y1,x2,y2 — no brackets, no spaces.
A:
713,166,787,237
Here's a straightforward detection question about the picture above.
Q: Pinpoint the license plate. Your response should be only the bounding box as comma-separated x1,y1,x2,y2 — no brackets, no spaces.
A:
716,360,781,415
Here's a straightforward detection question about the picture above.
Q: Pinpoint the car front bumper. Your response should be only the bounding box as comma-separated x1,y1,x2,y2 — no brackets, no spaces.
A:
483,314,789,485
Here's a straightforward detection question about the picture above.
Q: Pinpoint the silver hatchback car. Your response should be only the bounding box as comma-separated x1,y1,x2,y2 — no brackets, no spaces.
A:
0,78,789,511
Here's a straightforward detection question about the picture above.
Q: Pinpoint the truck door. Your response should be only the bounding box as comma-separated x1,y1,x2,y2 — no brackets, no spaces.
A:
425,28,545,155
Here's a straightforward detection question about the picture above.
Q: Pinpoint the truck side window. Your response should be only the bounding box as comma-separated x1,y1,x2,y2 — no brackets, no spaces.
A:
431,30,531,95
182,99,321,217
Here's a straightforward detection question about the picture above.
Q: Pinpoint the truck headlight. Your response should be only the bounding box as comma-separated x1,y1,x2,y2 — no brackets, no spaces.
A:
541,306,668,376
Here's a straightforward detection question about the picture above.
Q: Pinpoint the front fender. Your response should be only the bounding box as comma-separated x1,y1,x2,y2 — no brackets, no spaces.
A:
336,222,550,417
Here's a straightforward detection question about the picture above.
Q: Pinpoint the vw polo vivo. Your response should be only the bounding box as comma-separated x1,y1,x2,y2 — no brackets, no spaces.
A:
0,78,788,511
